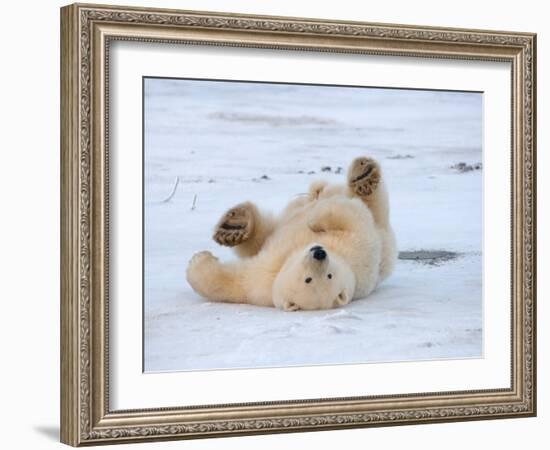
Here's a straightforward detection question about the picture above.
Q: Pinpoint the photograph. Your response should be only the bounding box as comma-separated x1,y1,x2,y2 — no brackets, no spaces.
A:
143,78,483,372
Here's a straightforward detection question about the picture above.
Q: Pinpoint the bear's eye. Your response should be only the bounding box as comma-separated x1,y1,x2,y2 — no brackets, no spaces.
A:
305,277,312,284
327,273,333,279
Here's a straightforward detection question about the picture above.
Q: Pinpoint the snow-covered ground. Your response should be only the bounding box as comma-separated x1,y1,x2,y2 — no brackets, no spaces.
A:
143,78,482,372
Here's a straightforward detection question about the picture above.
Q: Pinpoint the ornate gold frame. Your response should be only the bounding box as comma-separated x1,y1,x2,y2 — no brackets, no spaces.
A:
60,2,537,446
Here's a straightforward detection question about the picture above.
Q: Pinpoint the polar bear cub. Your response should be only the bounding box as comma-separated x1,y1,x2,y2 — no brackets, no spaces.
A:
186,157,397,311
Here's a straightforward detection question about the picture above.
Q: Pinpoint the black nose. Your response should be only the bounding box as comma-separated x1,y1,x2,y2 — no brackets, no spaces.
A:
312,248,327,261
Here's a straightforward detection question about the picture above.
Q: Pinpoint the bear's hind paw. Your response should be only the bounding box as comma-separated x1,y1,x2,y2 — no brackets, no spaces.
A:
348,157,381,197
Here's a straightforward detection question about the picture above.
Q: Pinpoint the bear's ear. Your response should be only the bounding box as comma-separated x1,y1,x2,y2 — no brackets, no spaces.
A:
283,301,300,311
334,289,350,307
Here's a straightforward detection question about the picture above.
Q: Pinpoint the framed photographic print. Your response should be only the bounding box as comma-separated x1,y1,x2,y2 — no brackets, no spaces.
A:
60,3,537,446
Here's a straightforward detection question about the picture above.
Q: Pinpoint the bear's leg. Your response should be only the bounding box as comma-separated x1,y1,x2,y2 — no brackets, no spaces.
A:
347,156,390,228
186,251,272,306
213,202,277,258
347,157,397,279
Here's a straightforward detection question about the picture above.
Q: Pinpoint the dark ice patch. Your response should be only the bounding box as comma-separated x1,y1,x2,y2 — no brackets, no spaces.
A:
320,166,344,173
252,174,271,182
451,162,482,173
399,250,459,265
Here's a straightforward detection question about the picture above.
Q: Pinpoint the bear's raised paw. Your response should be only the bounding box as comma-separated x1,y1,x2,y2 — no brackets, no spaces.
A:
213,203,255,247
348,157,381,197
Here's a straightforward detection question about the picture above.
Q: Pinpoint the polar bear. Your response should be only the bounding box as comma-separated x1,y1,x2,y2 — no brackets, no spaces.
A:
186,156,397,311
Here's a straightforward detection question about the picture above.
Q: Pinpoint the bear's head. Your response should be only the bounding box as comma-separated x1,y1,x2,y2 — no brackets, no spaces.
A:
272,244,356,311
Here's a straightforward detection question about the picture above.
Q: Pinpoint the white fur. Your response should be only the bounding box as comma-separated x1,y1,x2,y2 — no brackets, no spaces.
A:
186,158,397,311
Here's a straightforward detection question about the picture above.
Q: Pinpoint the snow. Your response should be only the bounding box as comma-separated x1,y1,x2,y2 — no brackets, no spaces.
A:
143,78,482,372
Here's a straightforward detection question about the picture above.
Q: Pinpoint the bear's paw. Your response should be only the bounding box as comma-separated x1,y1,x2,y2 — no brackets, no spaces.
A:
213,203,255,247
348,157,381,197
